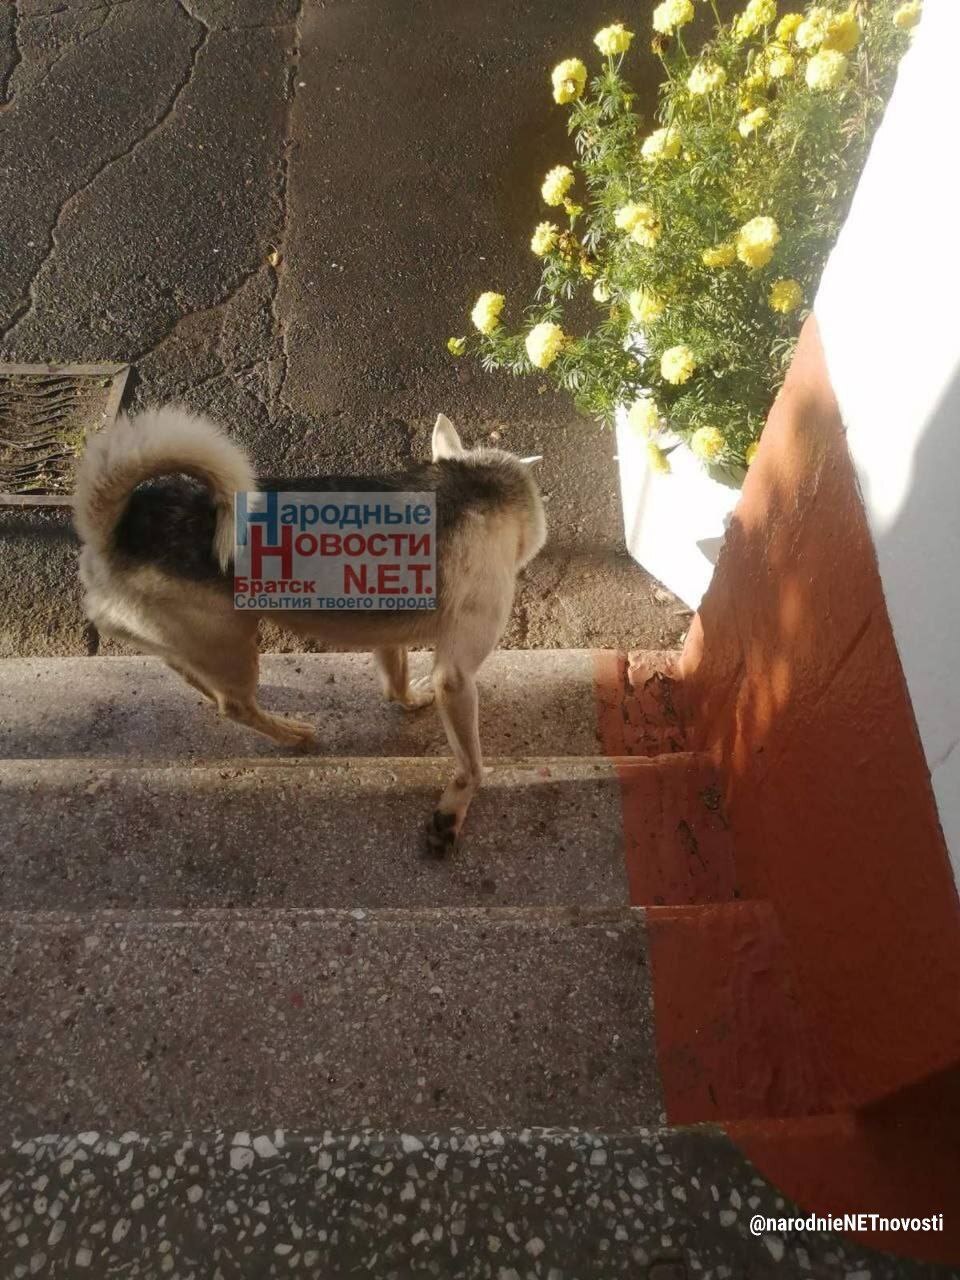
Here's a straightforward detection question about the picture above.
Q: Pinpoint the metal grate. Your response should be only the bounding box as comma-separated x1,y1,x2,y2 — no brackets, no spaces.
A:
0,362,129,503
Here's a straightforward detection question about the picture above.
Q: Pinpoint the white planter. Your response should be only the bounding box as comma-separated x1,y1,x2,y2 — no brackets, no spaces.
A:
615,406,743,610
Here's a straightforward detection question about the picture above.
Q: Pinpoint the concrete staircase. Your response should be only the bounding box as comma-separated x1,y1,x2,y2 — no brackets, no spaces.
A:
0,651,920,1277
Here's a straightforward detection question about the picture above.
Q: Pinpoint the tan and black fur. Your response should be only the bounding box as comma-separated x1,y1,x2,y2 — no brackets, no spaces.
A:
74,406,546,853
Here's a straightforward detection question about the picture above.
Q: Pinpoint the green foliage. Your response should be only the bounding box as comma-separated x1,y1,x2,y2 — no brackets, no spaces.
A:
451,0,915,466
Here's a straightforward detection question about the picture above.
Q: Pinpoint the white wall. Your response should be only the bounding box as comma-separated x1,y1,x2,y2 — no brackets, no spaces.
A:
817,0,960,884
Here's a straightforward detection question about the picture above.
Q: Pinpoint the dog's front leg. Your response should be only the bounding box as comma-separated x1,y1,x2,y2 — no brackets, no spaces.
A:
426,662,484,857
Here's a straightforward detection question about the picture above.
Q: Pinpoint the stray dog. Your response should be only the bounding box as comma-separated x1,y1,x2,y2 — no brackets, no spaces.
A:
74,407,547,854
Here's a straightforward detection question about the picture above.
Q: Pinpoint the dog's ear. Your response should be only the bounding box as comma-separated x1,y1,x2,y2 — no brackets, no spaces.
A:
432,413,464,461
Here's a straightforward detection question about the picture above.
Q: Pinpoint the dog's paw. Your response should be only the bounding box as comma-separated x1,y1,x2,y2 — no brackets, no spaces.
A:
399,676,436,712
277,716,319,752
424,809,458,859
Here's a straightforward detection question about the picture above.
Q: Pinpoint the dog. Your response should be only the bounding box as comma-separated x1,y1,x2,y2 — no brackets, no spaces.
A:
74,407,547,854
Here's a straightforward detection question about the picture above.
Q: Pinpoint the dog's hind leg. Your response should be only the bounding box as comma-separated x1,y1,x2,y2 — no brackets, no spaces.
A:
174,634,318,751
374,646,435,711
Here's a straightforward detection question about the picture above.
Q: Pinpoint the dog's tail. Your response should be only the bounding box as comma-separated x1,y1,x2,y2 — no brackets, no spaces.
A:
73,406,255,571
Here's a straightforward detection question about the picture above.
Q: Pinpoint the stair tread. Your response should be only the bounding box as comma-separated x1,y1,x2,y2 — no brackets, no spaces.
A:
0,905,664,1136
0,649,612,761
0,1122,916,1280
0,753,733,911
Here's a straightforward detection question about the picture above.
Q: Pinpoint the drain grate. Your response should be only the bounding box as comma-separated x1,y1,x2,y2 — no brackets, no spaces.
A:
0,362,129,502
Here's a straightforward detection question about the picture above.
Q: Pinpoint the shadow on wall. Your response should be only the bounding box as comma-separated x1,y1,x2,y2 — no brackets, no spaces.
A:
679,317,960,1108
863,355,960,879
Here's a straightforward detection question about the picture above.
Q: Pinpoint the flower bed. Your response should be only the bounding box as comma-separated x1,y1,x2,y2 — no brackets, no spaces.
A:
449,0,919,474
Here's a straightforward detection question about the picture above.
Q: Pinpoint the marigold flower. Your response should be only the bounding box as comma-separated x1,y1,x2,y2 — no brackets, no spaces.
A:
734,0,777,42
893,1,922,30
551,58,588,104
592,280,611,303
471,291,505,334
745,441,760,465
594,23,634,56
628,396,660,437
530,222,560,256
702,242,737,268
628,289,666,325
687,62,727,94
647,442,672,474
796,6,829,49
775,12,803,41
660,344,696,385
805,49,848,90
822,6,860,53
615,202,661,248
690,426,725,462
641,126,681,162
447,337,467,357
738,106,770,137
541,165,574,206
652,0,694,36
525,321,566,369
768,278,803,313
767,46,796,78
735,215,780,268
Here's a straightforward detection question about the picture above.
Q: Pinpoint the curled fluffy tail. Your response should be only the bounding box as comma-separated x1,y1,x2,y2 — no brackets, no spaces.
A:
73,406,255,571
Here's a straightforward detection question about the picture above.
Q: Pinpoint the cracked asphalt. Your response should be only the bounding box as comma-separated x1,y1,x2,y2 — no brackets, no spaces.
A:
0,0,691,657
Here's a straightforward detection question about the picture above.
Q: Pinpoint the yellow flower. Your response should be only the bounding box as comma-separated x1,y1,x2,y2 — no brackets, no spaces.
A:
660,344,696,385
541,165,574,206
647,442,671,474
592,280,611,303
579,255,597,278
805,49,848,90
446,337,467,357
471,291,505,334
594,23,634,56
530,222,560,256
614,202,661,248
563,198,584,217
687,62,727,94
628,396,660,437
738,106,770,137
796,7,829,49
736,215,780,268
768,278,803,313
652,0,694,36
767,46,796,78
702,242,737,268
551,58,588,104
733,0,777,42
823,6,860,53
628,289,666,325
776,12,803,41
690,426,725,462
641,126,681,162
525,321,566,369
745,440,760,465
893,1,922,30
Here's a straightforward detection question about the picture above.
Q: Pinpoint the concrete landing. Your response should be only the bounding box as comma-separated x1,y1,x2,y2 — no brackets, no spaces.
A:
0,650,604,760
0,907,662,1135
0,1125,931,1280
0,752,737,910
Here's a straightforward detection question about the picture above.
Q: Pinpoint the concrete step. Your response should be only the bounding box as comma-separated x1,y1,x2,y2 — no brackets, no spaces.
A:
0,650,608,762
0,1123,917,1280
0,907,664,1136
0,753,736,910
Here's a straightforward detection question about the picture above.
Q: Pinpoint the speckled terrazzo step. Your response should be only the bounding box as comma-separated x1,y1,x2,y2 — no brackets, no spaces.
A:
0,753,732,910
0,907,663,1136
0,1124,918,1280
0,650,608,761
